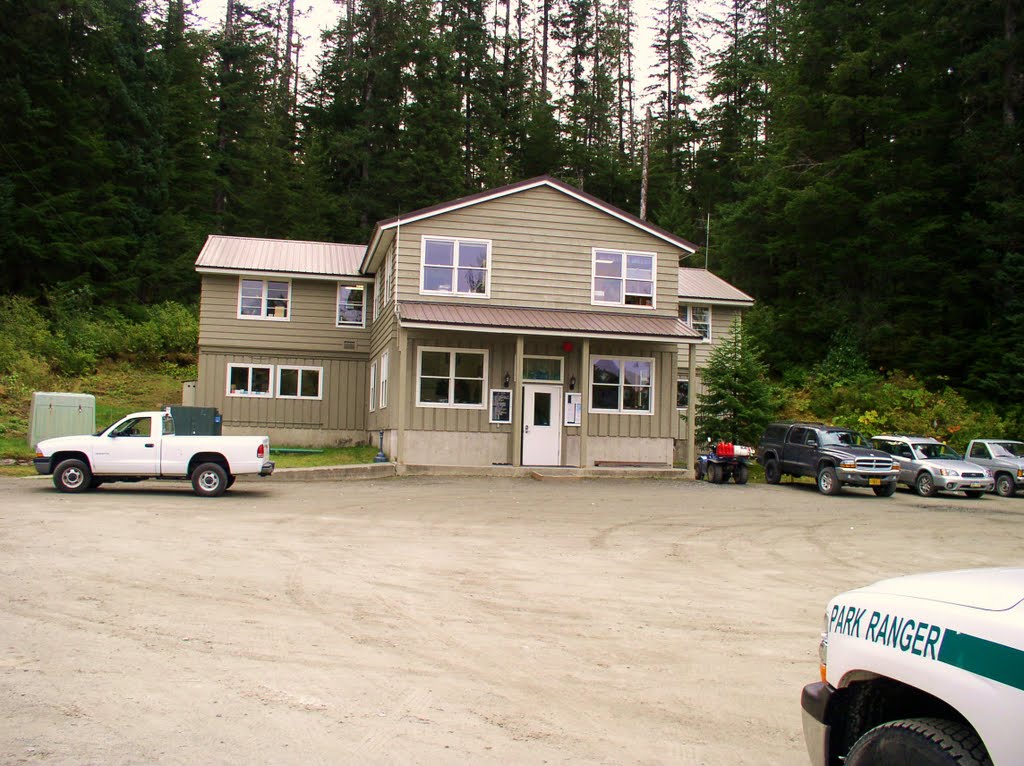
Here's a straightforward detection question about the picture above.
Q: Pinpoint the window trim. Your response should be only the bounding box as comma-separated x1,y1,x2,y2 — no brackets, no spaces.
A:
522,355,563,383
369,361,376,412
227,363,274,398
589,355,655,415
237,277,292,321
680,304,712,341
379,351,389,409
676,377,690,411
591,248,657,309
336,283,366,328
276,365,323,401
419,235,492,298
415,346,489,409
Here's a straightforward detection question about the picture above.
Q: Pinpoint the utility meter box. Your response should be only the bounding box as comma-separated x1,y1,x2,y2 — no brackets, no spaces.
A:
28,392,96,447
166,406,222,436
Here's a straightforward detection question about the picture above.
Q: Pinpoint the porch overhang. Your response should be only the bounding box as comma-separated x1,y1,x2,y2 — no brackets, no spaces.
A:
397,301,702,344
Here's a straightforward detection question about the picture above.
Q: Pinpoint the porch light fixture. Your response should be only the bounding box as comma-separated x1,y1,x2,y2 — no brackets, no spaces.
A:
569,375,576,390
504,372,511,387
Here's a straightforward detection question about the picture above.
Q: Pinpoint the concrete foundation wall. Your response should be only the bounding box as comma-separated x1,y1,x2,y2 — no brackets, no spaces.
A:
586,436,674,466
401,431,510,466
223,425,368,448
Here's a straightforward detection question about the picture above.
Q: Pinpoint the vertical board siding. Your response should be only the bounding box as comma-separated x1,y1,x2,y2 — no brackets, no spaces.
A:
197,351,366,431
587,345,675,439
394,186,685,317
199,274,370,354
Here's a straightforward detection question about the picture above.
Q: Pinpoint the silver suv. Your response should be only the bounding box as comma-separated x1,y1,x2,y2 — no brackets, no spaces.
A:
871,435,994,498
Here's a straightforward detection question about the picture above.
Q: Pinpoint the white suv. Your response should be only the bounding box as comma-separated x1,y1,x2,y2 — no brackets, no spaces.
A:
871,435,993,498
801,568,1024,766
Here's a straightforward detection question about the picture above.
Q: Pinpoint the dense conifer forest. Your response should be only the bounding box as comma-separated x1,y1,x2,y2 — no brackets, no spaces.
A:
1,0,1021,421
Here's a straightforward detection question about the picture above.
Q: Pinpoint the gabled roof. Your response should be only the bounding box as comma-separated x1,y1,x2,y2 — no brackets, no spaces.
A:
195,235,365,280
678,267,754,306
398,301,703,342
362,176,700,272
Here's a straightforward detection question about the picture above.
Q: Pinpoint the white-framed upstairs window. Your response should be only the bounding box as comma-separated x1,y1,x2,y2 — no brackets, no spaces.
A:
227,364,273,397
369,362,376,412
336,284,366,327
590,356,654,414
416,347,488,408
592,249,656,308
238,278,291,320
680,304,711,340
420,236,491,297
379,351,389,409
277,366,323,400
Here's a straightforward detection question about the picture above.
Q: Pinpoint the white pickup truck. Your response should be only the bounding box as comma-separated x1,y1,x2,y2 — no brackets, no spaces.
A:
801,568,1024,766
33,410,274,497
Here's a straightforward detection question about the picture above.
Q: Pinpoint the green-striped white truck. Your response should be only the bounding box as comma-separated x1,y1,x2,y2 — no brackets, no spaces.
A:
801,568,1023,766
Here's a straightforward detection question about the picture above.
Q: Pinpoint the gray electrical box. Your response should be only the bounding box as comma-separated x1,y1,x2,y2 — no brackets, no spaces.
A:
28,392,97,447
166,406,222,436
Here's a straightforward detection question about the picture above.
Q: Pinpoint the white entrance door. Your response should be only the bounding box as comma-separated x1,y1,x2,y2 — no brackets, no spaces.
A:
522,384,562,466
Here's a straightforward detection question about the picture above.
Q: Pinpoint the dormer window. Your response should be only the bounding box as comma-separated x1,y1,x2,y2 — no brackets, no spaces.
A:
592,249,655,307
420,237,490,297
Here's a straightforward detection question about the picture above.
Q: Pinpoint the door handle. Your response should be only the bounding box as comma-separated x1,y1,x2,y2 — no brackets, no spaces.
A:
144,443,154,448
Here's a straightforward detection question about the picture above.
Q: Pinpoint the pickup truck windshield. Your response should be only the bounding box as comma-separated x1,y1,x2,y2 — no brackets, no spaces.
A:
821,430,871,447
992,442,1024,458
913,442,961,460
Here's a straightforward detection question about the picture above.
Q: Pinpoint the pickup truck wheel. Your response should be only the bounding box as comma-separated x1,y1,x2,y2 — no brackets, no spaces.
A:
225,475,236,489
845,717,992,766
873,482,896,497
817,466,841,495
764,459,781,485
734,463,749,484
915,472,938,497
53,459,92,493
994,473,1016,497
191,462,228,497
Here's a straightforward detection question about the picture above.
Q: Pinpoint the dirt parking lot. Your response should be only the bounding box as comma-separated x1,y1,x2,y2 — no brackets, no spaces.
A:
2,474,1023,765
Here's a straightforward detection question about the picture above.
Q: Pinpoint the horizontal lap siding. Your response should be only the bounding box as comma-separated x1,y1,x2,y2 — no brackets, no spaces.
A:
395,186,683,316
199,275,370,355
677,306,743,374
197,351,366,431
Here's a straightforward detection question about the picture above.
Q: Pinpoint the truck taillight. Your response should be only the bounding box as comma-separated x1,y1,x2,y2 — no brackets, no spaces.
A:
257,444,265,459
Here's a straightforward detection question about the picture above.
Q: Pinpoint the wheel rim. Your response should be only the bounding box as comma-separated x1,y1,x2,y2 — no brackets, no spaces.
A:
918,475,932,495
198,470,221,492
63,467,84,489
998,476,1011,495
819,472,833,492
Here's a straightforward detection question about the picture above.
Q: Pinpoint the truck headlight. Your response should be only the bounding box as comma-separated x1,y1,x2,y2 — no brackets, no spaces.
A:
839,460,856,469
818,612,829,682
891,461,900,471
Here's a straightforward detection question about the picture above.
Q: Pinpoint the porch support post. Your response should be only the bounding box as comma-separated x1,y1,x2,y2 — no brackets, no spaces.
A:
396,325,408,465
686,341,697,475
511,335,524,466
580,338,590,468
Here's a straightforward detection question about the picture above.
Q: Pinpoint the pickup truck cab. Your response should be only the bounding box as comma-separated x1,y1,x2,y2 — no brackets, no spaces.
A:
963,439,1024,497
33,410,274,497
758,422,900,496
801,568,1024,766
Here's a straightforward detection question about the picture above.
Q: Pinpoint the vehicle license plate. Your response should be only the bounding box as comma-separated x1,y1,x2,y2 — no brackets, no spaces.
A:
970,483,981,488
869,478,881,486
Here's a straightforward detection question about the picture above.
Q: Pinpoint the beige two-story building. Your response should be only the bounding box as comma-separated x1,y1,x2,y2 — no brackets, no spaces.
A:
194,176,752,467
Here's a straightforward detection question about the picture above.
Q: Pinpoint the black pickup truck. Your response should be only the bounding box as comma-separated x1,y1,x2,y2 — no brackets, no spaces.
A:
758,422,900,496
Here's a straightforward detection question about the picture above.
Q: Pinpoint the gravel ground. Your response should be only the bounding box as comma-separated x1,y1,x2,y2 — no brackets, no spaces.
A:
2,474,1022,765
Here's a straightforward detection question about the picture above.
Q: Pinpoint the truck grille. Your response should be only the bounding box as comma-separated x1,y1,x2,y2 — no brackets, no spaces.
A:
856,457,893,471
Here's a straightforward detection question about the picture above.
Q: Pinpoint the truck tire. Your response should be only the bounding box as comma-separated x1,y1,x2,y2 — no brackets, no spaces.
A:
191,462,228,498
873,482,896,497
734,463,749,484
916,472,938,497
764,458,781,485
53,459,92,493
817,466,841,495
845,717,992,766
994,473,1016,497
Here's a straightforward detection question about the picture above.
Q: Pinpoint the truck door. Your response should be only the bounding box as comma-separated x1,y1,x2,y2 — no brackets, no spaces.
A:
968,442,994,469
784,426,810,473
92,414,161,476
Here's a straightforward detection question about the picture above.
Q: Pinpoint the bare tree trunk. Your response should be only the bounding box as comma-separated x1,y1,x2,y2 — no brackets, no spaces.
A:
1006,0,1018,127
640,109,650,220
282,0,295,112
541,0,550,97
214,0,235,219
